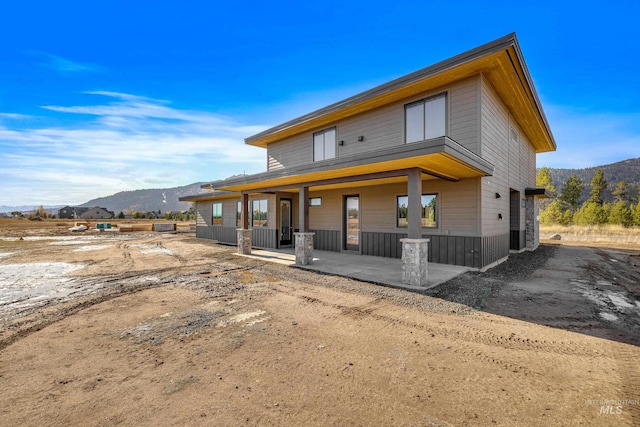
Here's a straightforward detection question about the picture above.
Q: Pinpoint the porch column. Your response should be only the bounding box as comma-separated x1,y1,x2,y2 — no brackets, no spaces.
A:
298,185,309,232
237,192,251,255
407,168,422,239
402,168,429,286
294,186,314,265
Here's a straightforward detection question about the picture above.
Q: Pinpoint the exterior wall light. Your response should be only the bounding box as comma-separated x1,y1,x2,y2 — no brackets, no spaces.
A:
358,135,364,141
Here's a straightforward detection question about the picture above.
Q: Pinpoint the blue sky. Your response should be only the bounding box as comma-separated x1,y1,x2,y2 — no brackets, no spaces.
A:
1,1,639,206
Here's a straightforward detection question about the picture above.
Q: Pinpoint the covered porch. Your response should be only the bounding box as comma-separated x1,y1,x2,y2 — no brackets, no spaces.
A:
235,247,471,291
204,137,494,287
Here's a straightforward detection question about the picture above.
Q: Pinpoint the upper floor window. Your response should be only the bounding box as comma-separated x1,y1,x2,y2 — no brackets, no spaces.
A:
252,199,268,227
212,202,222,225
313,127,336,161
405,93,446,143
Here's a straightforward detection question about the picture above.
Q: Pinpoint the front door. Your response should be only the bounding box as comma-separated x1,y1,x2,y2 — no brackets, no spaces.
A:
344,195,360,251
280,198,292,246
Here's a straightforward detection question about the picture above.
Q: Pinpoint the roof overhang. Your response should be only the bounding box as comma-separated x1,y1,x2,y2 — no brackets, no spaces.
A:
178,190,239,202
194,137,493,197
245,33,555,153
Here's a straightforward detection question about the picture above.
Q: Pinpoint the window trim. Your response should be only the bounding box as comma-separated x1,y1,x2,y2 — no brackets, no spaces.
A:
396,193,438,228
313,126,337,162
404,92,447,144
212,202,223,226
251,198,268,228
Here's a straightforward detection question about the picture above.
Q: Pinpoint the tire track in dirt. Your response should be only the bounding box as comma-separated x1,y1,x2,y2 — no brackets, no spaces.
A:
269,281,601,361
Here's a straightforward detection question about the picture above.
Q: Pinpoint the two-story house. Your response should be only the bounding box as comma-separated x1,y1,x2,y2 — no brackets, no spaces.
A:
180,33,555,279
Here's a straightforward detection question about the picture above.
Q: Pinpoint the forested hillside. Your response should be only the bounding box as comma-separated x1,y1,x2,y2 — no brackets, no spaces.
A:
544,157,640,203
537,158,640,227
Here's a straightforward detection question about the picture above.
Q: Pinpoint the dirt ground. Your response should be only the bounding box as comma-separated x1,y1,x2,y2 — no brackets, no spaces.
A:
0,221,638,426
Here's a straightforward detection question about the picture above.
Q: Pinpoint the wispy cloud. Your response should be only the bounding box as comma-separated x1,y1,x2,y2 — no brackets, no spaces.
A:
22,50,104,75
538,105,640,169
0,92,268,205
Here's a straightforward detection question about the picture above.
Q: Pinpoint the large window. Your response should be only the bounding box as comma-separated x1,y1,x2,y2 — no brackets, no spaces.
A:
313,127,336,161
252,199,268,227
397,194,437,228
212,202,222,225
405,93,446,143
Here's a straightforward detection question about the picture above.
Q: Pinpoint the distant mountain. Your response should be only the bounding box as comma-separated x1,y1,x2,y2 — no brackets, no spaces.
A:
541,157,640,203
0,205,63,214
79,182,208,214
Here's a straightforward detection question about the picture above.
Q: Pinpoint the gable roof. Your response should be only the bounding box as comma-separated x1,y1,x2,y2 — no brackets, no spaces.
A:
245,33,555,153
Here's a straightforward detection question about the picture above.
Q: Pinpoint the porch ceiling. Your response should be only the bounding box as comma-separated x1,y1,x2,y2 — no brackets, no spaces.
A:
207,137,494,194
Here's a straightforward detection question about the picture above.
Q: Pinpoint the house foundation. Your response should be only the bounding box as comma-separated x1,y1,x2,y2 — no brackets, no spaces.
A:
400,238,429,287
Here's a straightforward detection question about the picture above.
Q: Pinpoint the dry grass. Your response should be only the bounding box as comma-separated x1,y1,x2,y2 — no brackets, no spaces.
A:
541,224,640,249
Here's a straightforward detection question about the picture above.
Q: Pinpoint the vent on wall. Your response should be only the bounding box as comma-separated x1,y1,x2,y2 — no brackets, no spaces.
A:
510,128,518,143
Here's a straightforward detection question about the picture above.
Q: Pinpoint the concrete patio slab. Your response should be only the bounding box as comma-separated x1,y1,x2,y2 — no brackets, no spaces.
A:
235,248,471,291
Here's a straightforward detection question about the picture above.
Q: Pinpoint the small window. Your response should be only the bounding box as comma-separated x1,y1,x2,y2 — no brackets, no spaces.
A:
397,194,438,228
212,202,222,225
252,199,268,227
313,127,336,161
236,201,242,227
405,93,446,143
309,197,322,207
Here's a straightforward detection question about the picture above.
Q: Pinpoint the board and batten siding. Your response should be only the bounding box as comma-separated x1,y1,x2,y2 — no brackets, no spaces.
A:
267,77,481,170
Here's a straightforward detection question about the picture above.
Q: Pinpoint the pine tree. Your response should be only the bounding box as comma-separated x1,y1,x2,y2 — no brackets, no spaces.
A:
536,167,556,196
587,168,607,206
609,201,633,227
574,201,609,226
633,201,640,226
560,174,583,213
612,181,629,203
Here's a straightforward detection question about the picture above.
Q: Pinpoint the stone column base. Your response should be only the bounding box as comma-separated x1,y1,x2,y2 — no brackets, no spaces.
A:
400,238,430,287
294,232,315,265
237,229,252,255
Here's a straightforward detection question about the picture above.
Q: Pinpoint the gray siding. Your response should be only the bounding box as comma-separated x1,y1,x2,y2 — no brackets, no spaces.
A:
449,76,480,154
360,232,500,269
196,225,237,244
252,227,277,249
196,201,212,227
267,77,480,170
479,76,538,239
479,76,513,237
308,179,479,236
311,229,341,252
